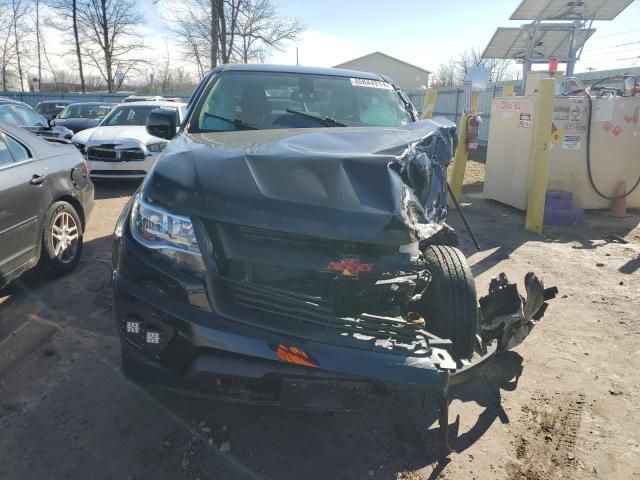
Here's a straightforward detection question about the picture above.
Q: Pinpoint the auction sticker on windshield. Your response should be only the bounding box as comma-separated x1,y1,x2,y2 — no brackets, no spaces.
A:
350,78,393,89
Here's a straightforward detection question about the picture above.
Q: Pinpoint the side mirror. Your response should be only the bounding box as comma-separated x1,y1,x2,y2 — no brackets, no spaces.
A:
49,118,56,128
146,108,177,140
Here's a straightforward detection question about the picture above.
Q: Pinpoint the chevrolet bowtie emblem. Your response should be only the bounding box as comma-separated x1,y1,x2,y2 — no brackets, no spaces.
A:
327,258,373,277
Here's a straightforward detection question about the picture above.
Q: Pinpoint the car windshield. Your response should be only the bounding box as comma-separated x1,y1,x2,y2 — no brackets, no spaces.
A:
101,105,163,126
59,104,111,119
190,71,413,132
35,102,66,115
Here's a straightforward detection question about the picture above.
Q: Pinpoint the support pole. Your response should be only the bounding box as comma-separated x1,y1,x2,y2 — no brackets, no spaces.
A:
522,60,532,95
447,182,481,250
421,88,438,119
525,78,555,233
449,91,480,203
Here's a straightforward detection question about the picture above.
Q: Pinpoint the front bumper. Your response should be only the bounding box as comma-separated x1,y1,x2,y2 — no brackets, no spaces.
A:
88,154,158,179
112,232,503,409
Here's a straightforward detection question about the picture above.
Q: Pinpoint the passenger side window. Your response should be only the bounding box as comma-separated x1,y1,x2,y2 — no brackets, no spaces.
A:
0,136,13,167
0,105,18,124
13,105,48,127
5,134,31,163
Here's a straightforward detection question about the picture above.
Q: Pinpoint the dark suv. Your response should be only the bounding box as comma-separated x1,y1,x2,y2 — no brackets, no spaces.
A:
112,65,552,425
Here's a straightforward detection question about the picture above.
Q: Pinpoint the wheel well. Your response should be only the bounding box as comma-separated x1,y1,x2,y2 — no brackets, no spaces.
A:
56,195,86,232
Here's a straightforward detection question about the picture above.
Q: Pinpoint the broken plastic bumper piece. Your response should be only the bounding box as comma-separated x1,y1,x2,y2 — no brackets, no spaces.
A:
479,272,558,352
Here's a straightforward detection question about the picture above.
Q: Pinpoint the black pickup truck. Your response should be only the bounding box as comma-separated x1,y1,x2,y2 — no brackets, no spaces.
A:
111,64,555,444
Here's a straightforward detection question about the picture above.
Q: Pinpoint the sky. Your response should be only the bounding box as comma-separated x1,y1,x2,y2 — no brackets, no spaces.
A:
46,0,640,81
265,0,640,74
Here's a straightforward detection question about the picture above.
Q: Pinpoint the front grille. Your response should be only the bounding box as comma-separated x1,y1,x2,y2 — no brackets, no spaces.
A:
87,144,145,162
233,224,390,255
206,222,432,354
90,169,147,176
221,276,432,355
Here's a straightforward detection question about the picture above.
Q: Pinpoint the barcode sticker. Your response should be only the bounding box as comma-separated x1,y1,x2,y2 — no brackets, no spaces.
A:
350,78,393,89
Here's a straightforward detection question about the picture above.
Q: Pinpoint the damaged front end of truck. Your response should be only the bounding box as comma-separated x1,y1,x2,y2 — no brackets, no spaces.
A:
114,117,556,449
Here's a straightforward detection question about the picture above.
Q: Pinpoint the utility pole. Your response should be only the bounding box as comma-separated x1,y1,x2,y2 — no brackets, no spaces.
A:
296,47,299,66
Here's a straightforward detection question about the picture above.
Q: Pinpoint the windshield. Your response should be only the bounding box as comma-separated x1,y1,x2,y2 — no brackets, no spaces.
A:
101,105,164,126
59,104,111,119
35,102,66,115
190,72,413,132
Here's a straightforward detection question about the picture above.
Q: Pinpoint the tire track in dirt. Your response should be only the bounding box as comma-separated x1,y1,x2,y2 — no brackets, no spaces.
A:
506,391,586,480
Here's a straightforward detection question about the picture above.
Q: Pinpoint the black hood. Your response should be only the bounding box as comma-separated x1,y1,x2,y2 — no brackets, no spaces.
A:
143,119,456,245
55,118,101,133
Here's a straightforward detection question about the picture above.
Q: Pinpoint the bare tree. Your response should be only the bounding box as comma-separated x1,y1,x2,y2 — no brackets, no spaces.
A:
9,0,31,92
235,0,303,63
171,0,303,76
77,0,146,92
84,72,105,90
47,0,87,92
431,59,458,87
456,48,514,83
0,2,17,90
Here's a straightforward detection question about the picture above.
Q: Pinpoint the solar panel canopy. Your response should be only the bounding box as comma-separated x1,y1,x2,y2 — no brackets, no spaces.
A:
510,0,634,21
482,26,595,61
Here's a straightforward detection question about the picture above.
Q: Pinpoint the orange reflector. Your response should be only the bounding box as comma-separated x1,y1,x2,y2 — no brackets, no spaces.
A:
274,344,317,367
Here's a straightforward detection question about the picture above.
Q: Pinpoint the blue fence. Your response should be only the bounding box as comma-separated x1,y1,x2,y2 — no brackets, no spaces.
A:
0,91,190,107
3,65,639,146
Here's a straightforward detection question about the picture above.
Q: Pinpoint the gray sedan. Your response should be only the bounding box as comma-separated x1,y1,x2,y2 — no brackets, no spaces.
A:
0,121,94,288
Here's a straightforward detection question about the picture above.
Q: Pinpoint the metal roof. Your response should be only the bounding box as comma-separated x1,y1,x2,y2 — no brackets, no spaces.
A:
510,0,634,21
334,52,431,75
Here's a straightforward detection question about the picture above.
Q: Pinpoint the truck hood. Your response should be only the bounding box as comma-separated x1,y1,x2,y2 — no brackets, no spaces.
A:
143,119,456,245
55,118,101,133
73,125,161,147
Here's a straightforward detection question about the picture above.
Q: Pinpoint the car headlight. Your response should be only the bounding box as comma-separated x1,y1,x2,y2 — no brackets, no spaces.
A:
147,141,168,153
130,193,205,272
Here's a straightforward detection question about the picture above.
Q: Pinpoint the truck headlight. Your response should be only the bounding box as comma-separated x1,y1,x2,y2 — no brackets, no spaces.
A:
147,141,168,153
130,193,205,272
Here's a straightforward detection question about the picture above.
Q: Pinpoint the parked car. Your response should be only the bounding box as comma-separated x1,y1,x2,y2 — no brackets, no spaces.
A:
0,121,94,289
0,102,73,142
0,97,30,108
121,95,165,103
34,100,74,121
71,101,186,179
112,65,553,426
54,102,115,133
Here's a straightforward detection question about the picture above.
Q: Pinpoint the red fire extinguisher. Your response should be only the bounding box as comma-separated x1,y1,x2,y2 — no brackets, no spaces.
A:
465,114,481,152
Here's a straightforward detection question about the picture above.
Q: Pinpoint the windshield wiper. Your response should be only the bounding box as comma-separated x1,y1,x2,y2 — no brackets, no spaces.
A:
285,109,346,127
203,112,261,130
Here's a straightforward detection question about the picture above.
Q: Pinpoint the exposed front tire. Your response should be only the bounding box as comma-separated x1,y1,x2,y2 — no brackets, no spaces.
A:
418,245,478,359
40,201,83,276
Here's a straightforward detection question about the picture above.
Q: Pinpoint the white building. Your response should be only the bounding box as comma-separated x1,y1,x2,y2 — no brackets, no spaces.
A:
334,52,430,93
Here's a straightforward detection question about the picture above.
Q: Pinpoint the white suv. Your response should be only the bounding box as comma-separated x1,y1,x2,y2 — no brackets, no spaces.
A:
71,101,186,179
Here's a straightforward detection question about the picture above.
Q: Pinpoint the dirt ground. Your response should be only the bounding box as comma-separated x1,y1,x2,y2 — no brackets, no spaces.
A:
1,174,639,480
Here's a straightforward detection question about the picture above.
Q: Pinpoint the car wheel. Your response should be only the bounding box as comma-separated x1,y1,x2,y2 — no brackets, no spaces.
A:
40,201,83,276
417,245,477,359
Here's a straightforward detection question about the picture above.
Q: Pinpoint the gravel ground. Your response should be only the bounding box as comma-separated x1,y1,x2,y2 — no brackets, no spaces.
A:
1,177,639,480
